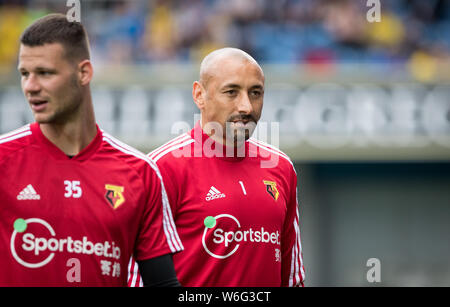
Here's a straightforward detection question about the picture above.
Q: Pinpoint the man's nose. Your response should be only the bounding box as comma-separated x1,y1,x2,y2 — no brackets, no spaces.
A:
23,74,41,94
236,92,252,114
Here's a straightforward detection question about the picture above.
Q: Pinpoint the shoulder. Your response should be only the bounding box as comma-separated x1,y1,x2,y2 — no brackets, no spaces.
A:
0,124,33,162
147,132,194,165
247,137,297,175
100,130,163,180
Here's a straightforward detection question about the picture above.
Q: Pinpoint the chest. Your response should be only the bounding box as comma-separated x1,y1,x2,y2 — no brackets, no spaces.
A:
0,153,143,243
175,158,289,231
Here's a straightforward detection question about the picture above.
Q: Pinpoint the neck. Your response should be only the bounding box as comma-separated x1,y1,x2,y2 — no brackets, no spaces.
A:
200,116,226,146
40,94,97,156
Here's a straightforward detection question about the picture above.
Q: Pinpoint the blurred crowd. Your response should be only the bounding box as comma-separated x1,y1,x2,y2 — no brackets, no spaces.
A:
1,0,450,81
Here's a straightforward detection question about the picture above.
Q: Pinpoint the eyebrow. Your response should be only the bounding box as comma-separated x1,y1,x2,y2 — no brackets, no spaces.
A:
250,85,264,90
222,83,241,90
221,83,264,90
18,66,56,72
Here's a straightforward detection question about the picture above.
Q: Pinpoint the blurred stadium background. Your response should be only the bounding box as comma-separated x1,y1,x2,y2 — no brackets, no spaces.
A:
1,0,450,286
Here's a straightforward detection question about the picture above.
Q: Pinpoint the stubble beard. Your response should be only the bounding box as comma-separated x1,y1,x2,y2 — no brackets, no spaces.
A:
37,74,83,125
225,120,257,148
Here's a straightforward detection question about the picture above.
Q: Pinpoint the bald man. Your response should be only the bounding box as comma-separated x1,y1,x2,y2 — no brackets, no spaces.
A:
195,48,264,148
129,48,305,287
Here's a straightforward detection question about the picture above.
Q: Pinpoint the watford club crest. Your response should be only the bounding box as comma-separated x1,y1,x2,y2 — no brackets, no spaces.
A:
263,180,279,201
105,184,125,209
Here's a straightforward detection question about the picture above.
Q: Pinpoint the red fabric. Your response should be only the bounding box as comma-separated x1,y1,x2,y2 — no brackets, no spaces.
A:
0,123,182,286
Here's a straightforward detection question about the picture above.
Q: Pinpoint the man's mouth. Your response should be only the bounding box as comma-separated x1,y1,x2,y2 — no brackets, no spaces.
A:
228,113,256,124
230,116,254,124
29,99,48,112
230,118,257,127
231,120,249,125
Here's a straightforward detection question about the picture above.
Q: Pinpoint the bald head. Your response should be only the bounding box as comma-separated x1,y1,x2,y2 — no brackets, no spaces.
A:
199,48,264,88
192,47,265,147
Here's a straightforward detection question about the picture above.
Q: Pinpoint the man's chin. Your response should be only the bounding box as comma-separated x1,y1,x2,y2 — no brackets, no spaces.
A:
226,122,256,139
33,113,54,124
225,131,251,148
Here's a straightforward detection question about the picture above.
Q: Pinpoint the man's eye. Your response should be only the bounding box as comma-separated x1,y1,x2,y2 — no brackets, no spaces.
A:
250,90,262,98
39,71,51,76
225,90,237,96
20,71,29,77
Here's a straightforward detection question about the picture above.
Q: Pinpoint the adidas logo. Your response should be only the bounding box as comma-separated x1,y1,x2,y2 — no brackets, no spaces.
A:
205,186,226,201
17,184,41,200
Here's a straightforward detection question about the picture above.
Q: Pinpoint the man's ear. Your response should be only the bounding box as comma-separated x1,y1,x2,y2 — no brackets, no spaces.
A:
192,81,206,110
78,60,93,86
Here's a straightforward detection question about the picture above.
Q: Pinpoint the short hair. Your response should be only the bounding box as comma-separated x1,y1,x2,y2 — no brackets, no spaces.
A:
20,13,90,63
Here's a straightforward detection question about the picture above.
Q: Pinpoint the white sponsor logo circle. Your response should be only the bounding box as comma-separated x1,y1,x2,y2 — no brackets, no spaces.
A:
202,214,281,260
202,214,240,259
10,218,56,268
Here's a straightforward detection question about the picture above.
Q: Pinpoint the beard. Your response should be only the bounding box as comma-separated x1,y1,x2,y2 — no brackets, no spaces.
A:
225,114,258,147
39,74,83,124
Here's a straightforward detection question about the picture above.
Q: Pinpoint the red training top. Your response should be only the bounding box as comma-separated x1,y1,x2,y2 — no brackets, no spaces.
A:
0,123,183,286
129,121,304,287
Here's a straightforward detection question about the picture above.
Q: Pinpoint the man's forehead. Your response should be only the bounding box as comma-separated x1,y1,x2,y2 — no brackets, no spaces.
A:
18,43,65,68
200,48,264,84
217,62,264,84
203,60,264,90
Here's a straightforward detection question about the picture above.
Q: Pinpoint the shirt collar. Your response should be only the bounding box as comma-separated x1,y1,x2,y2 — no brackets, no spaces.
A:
30,122,103,162
190,120,249,162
